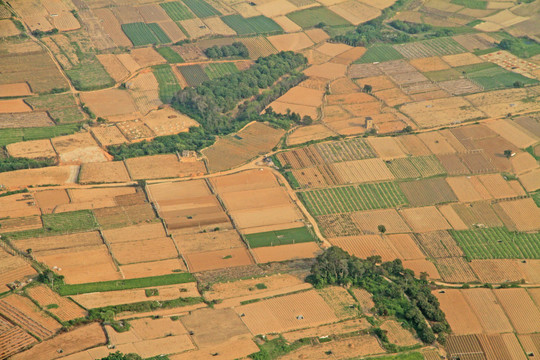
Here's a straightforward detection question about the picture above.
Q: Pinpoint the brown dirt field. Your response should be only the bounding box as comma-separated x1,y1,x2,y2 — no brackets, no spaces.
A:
486,119,538,148
72,283,198,309
367,136,407,159
333,47,366,64
316,42,352,57
350,209,410,234
0,165,79,189
78,161,131,184
495,198,540,232
221,187,292,211
11,323,106,360
68,187,135,203
272,16,301,33
436,257,478,283
446,176,488,202
125,154,206,180
0,249,37,291
350,287,375,314
495,288,540,333
434,289,483,334
235,290,338,335
13,231,102,254
116,54,141,74
252,242,322,263
437,153,469,175
287,124,337,146
203,121,284,172
381,320,419,347
349,63,384,79
374,87,411,106
304,62,348,80
400,97,485,128
179,18,212,38
103,223,167,243
511,152,538,175
329,77,360,94
138,4,170,22
27,285,86,321
397,134,432,156
80,89,139,119
409,56,451,72
91,125,128,146
120,258,187,279
267,101,319,119
0,19,21,37
403,259,440,279
185,248,254,272
439,78,483,95
305,28,331,43
461,288,514,333
400,207,451,232
176,229,244,254
0,112,54,129
439,204,468,230
96,54,129,82
283,318,370,342
159,21,187,43
329,0,380,25
6,139,56,159
0,323,36,360
519,168,540,192
168,336,259,360
37,245,121,284
399,177,458,207
211,169,278,193
0,294,61,340
110,237,178,265
282,334,384,360
274,86,324,107
414,230,463,258
0,215,42,234
470,259,524,284
117,119,155,141
181,307,251,347
333,158,395,184
148,180,210,202
203,16,236,36
355,75,396,92
329,234,400,262
268,32,314,52
477,173,517,199
142,107,199,136
501,333,530,360
51,132,108,164
442,52,484,67
0,99,31,113
419,131,461,154
0,82,32,97
0,193,40,218
327,92,377,105
387,234,425,260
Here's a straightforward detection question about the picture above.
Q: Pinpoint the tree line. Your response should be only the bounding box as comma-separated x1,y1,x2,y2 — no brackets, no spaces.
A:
204,42,249,59
309,247,451,344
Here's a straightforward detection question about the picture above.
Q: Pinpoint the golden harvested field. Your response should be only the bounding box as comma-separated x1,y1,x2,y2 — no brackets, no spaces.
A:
28,189,68,214
175,229,244,254
26,285,86,322
367,136,407,159
400,206,451,232
281,335,384,360
329,235,400,262
0,249,37,292
110,237,178,265
414,230,463,258
381,320,419,347
287,124,337,146
78,161,131,184
268,32,314,52
0,215,42,234
387,233,425,260
519,167,540,192
211,169,278,193
80,89,139,120
96,54,129,82
203,122,284,172
125,154,206,180
461,288,514,333
185,248,254,272
0,81,31,96
90,125,128,146
495,198,540,231
304,62,348,80
0,192,40,218
120,258,187,279
51,132,108,164
486,119,538,148
434,289,483,335
252,242,322,263
6,139,56,159
72,283,199,309
494,288,540,334
0,165,78,189
350,209,410,234
317,285,357,319
142,107,199,137
11,323,106,360
283,318,370,342
446,176,490,202
235,290,338,335
435,257,478,283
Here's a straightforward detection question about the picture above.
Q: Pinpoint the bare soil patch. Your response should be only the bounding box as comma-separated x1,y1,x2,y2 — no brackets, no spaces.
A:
252,242,322,263
78,161,131,184
434,289,483,335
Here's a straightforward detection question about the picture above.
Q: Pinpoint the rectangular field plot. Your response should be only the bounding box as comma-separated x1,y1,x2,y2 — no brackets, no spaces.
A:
245,226,316,248
495,288,540,334
153,65,181,103
357,45,405,64
183,0,221,18
286,7,350,29
221,15,282,35
393,38,467,59
299,182,408,216
178,64,210,86
399,177,458,207
386,155,445,179
315,138,376,163
160,1,195,21
450,227,540,259
204,63,239,79
121,22,168,46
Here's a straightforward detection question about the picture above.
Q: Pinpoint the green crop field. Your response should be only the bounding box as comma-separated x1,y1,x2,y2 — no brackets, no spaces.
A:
48,107,85,123
424,68,462,82
451,0,487,9
204,63,239,79
66,58,115,91
160,1,194,21
5,210,99,240
122,22,164,46
299,182,408,216
245,226,316,248
154,65,181,103
286,7,350,29
57,273,195,296
24,93,78,110
0,123,82,147
183,0,220,18
148,23,171,43
450,227,540,259
409,155,446,177
221,15,282,35
156,47,184,63
356,44,404,63
178,64,210,86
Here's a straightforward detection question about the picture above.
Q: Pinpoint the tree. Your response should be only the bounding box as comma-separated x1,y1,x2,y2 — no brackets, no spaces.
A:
363,84,373,93
377,224,386,234
99,352,142,360
504,149,513,159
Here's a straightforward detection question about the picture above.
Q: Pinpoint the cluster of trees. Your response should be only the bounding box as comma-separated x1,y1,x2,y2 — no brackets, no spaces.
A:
332,18,411,47
107,126,214,160
309,247,450,344
204,42,249,59
172,51,307,134
389,20,432,34
0,157,55,173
